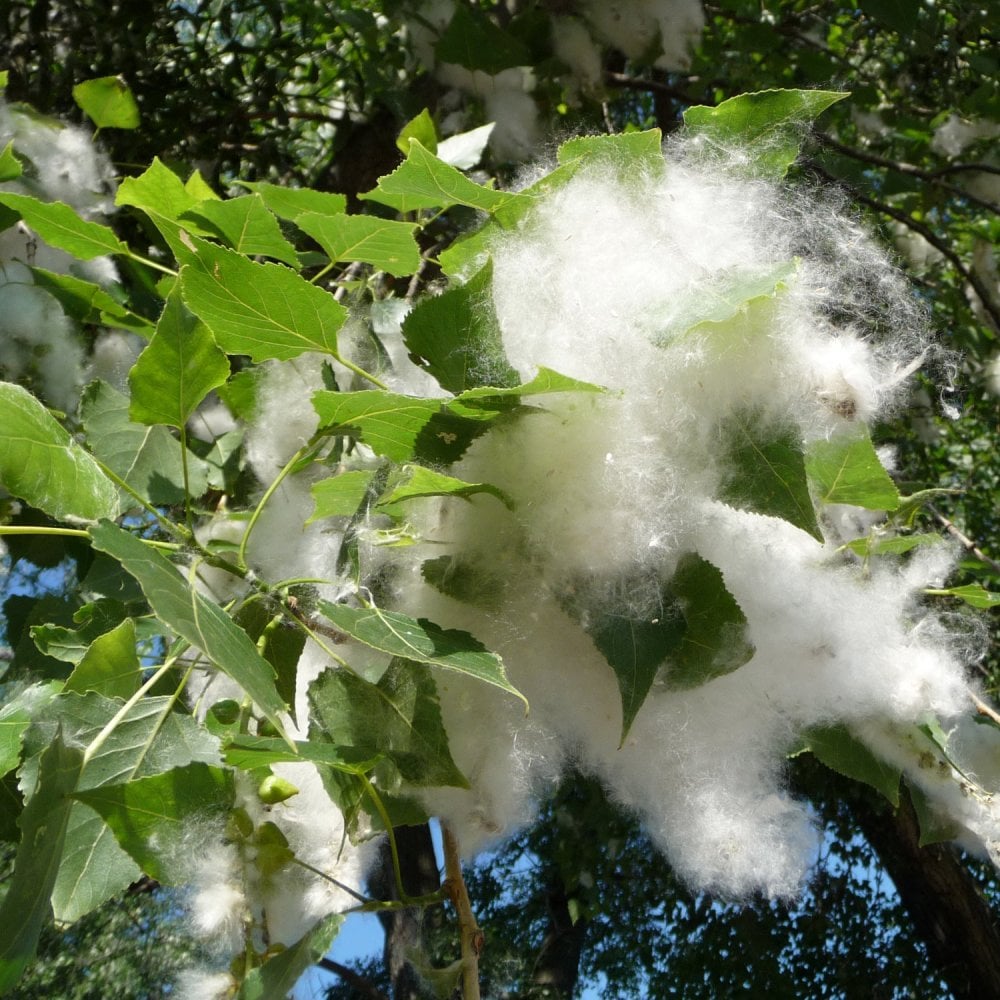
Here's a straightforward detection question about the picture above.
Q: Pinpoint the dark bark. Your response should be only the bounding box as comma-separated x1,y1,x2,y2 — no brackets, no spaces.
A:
368,823,441,1000
852,784,1000,1000
525,882,588,999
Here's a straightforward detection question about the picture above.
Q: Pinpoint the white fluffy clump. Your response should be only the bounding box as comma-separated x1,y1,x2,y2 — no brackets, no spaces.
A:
371,137,994,898
579,0,705,71
0,99,120,406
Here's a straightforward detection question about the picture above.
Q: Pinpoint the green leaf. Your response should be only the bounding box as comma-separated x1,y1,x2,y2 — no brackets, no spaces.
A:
403,260,520,393
223,736,378,774
88,521,289,733
237,914,344,1000
185,169,220,202
799,724,901,805
235,181,346,222
116,157,205,224
0,382,119,522
295,212,421,277
649,259,798,345
128,287,230,428
909,781,962,846
309,470,377,522
844,532,942,558
177,234,347,361
64,618,141,699
450,366,606,410
663,553,755,690
925,584,1000,609
717,410,822,541
557,129,664,178
309,659,468,787
397,108,437,156
312,390,448,462
361,139,529,214
73,763,235,883
0,191,128,258
565,576,686,743
316,600,525,707
80,380,207,506
30,268,154,334
0,683,60,779
858,0,922,35
0,140,23,182
806,429,900,510
72,76,140,129
30,599,129,663
377,464,512,510
435,3,531,74
181,194,299,266
683,89,849,176
0,734,84,994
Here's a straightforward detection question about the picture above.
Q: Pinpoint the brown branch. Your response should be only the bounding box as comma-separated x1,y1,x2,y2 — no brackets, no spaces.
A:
815,131,1000,215
603,70,699,105
929,504,1000,577
317,957,391,1000
442,822,483,1000
804,159,1000,333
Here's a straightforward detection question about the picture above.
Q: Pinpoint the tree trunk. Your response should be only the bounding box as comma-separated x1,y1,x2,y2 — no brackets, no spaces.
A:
369,823,441,1000
852,784,1000,1000
525,881,588,999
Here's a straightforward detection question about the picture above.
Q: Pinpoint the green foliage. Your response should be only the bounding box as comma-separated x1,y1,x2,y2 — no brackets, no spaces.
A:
0,4,997,996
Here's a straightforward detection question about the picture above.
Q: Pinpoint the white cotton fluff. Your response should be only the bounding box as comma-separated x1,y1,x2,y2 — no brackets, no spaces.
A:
365,134,989,898
552,16,604,92
187,839,248,956
580,0,705,71
172,969,236,1000
254,762,373,946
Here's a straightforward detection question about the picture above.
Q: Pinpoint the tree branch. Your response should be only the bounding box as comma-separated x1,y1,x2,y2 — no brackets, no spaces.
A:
442,823,483,1000
928,504,1000,577
318,958,391,1000
804,159,1000,332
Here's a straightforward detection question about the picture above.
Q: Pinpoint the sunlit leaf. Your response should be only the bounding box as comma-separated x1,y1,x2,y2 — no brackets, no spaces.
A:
177,234,347,361
397,108,437,155
309,470,377,522
128,287,230,428
181,194,299,266
684,89,848,176
235,181,346,222
377,464,512,510
72,76,140,129
237,914,344,1000
295,212,421,277
0,191,127,258
0,140,23,182
806,428,900,509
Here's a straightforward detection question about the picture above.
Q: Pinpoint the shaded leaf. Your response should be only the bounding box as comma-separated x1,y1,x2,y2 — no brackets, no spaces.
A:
403,260,520,393
377,464,512,510
73,763,235,883
435,4,531,74
717,410,822,540
64,618,141,700
31,267,153,334
309,659,468,787
316,600,525,706
80,380,207,506
88,521,289,733
0,381,118,522
237,914,344,1000
845,533,942,558
0,734,83,994
223,736,378,774
925,584,1000,609
799,724,901,805
0,140,23,182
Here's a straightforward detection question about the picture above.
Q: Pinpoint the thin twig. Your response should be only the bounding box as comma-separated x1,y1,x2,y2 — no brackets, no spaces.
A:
815,131,1000,215
317,958,390,1000
442,823,483,1000
972,692,1000,727
804,159,1000,332
929,504,1000,577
